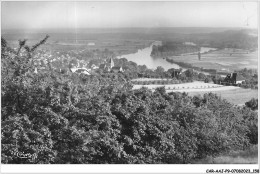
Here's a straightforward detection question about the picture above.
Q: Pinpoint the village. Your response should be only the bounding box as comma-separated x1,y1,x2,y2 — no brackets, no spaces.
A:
31,49,124,75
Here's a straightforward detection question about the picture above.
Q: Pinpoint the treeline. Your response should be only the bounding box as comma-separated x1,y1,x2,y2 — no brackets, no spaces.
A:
185,30,258,50
1,37,258,164
104,58,209,82
151,42,199,57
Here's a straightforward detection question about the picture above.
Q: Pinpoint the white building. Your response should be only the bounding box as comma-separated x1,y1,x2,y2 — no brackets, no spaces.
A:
87,42,95,46
91,64,99,69
75,68,91,75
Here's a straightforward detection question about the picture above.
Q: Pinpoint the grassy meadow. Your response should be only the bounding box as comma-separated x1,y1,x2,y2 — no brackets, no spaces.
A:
133,80,258,106
188,88,258,106
168,49,258,71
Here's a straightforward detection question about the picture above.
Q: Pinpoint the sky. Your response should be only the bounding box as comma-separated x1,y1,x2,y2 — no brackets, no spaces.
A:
1,1,258,30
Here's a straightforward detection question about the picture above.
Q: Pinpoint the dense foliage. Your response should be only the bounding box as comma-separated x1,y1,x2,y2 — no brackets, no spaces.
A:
245,98,258,111
1,37,258,164
236,69,258,89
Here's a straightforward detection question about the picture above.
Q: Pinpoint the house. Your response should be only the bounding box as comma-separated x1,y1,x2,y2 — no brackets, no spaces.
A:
70,67,78,73
170,68,182,78
111,66,124,73
87,42,95,46
223,73,237,84
236,76,246,84
34,67,38,74
236,80,245,84
75,68,90,75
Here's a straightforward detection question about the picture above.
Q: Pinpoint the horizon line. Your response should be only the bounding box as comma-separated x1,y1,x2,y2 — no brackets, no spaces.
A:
2,26,258,30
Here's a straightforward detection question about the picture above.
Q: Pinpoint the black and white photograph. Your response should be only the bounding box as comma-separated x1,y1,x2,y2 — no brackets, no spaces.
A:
1,0,259,173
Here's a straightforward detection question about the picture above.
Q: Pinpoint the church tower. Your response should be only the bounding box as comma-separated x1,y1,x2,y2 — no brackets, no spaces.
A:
109,57,114,68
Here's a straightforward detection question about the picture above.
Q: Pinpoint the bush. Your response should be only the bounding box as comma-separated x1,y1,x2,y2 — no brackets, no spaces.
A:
245,98,258,111
241,107,258,144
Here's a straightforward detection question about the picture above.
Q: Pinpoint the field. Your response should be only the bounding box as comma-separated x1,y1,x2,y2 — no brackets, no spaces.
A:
168,48,258,71
192,145,258,164
5,38,152,58
133,81,227,91
188,88,258,106
51,39,153,56
133,81,258,105
2,29,154,57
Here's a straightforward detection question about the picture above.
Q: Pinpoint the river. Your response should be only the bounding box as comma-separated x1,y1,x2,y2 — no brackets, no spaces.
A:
117,41,179,70
117,41,216,71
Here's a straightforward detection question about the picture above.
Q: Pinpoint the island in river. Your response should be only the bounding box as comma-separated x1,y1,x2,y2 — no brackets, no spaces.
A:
151,41,200,57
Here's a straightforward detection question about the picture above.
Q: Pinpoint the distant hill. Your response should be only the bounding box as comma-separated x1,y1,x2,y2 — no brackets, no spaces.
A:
187,30,258,49
151,29,257,57
2,27,257,50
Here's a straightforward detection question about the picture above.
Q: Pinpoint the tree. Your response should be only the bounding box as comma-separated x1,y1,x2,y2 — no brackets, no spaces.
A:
198,73,206,80
245,98,258,111
155,66,165,74
179,73,187,81
184,69,194,78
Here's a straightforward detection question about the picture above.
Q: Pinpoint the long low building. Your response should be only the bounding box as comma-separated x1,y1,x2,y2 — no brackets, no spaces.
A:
70,67,91,75
133,81,240,93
